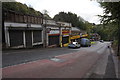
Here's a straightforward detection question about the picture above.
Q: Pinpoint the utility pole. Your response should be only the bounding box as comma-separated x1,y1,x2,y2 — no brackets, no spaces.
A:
69,23,72,44
43,18,46,48
43,10,48,48
58,23,62,48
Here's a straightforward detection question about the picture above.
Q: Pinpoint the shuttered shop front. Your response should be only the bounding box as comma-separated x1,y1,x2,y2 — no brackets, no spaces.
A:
33,30,42,43
62,36,69,44
48,35,59,46
9,30,23,47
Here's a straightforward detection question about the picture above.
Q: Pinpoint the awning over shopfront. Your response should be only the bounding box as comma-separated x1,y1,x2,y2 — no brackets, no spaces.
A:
71,35,80,40
81,34,88,37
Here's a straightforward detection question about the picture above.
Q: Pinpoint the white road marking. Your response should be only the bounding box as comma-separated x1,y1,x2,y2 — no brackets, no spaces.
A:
50,58,61,62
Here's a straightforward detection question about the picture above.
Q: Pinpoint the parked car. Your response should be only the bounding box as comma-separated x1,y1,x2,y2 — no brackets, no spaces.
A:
80,38,91,47
100,40,104,43
68,42,81,48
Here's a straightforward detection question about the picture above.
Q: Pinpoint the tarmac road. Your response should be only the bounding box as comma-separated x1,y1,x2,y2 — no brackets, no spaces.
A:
2,46,80,68
2,41,100,68
2,41,114,78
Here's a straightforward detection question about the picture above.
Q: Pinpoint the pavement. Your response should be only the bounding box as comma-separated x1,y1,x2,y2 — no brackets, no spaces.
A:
84,46,119,79
112,49,120,78
1,42,119,79
105,48,119,78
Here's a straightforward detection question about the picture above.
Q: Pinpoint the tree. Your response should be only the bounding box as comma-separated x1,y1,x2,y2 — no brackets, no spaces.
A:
99,2,120,24
53,12,88,30
2,2,42,16
99,2,120,56
42,10,52,19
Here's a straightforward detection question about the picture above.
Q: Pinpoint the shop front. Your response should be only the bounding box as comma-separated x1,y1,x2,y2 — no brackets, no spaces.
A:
5,26,43,48
62,30,70,47
71,35,80,43
48,29,60,47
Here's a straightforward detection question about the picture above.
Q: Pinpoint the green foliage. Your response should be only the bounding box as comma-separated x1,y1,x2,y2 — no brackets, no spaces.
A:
92,23,118,41
42,10,52,19
99,2,120,24
2,2,42,16
97,2,120,41
53,12,89,30
113,40,118,46
92,24,108,40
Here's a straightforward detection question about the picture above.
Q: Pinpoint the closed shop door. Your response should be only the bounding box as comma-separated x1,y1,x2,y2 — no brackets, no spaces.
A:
33,30,42,43
49,35,59,46
62,36,69,44
25,31,32,48
9,30,23,47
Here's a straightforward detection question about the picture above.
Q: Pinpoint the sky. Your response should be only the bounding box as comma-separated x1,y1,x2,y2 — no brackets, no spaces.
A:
16,0,104,24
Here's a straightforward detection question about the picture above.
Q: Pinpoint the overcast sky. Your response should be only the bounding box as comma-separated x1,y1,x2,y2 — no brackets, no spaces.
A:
16,0,104,24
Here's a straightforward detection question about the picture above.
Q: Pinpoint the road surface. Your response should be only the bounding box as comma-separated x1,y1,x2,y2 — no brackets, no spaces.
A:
2,41,115,78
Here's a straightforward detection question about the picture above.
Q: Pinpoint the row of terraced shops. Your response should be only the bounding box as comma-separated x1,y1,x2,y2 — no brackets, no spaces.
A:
2,10,88,49
43,21,88,48
2,10,44,49
43,20,72,47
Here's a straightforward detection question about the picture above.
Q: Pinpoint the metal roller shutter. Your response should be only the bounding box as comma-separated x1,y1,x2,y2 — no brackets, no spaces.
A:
62,36,69,44
25,31,32,48
49,35,59,46
33,30,42,43
9,30,23,47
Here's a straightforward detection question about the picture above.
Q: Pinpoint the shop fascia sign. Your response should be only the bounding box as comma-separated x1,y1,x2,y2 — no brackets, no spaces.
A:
63,35,69,37
71,35,80,39
62,29,70,34
49,29,59,34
